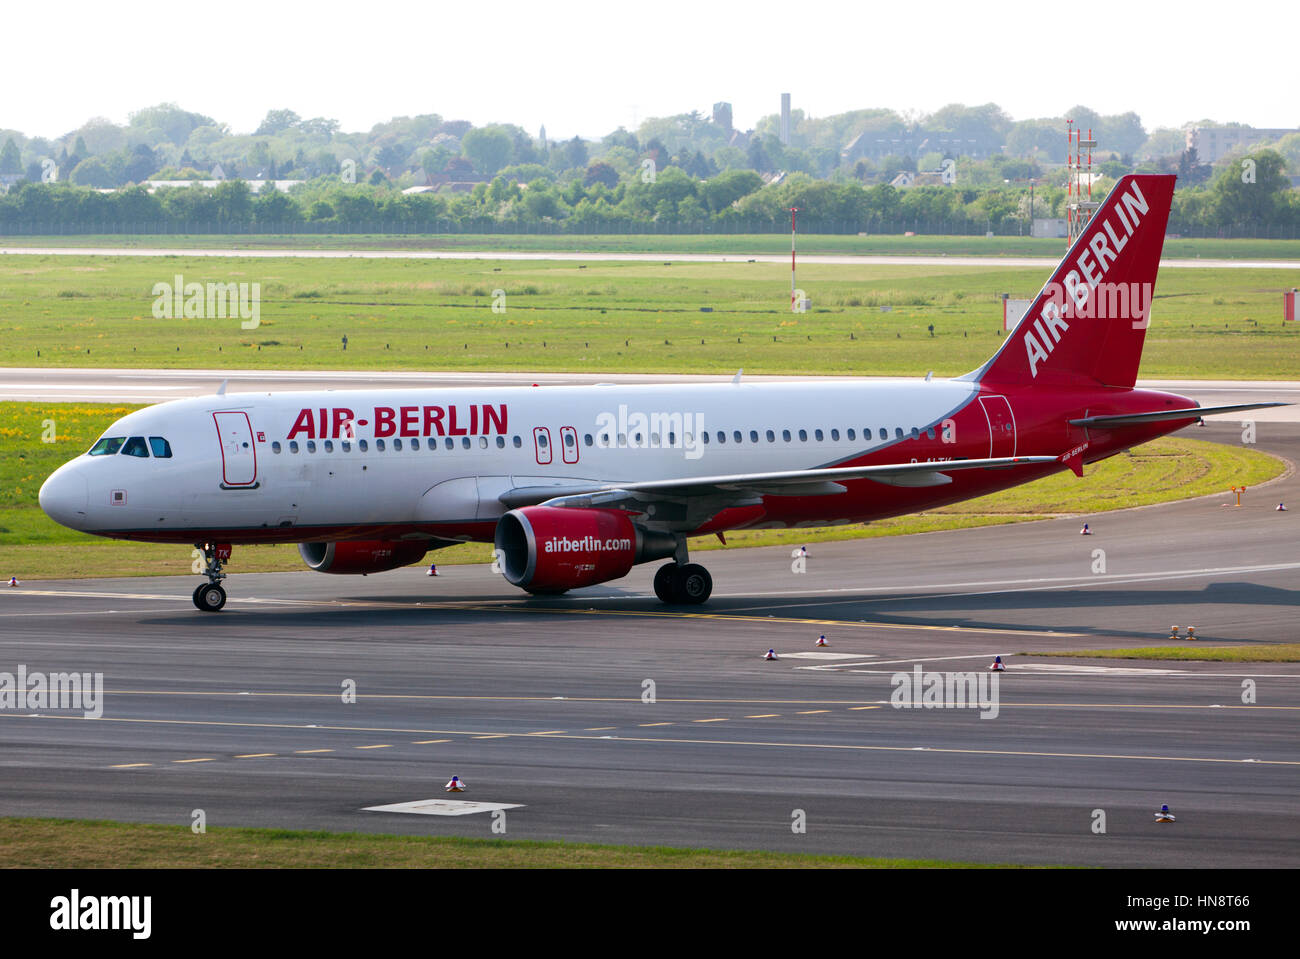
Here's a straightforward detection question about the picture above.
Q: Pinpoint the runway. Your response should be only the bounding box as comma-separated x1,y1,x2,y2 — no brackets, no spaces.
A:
3,245,1299,270
2,420,1297,866
3,366,1299,421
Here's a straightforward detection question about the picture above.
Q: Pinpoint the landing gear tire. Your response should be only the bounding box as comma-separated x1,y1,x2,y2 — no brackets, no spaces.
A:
654,562,712,605
653,563,678,603
194,582,226,612
675,563,712,605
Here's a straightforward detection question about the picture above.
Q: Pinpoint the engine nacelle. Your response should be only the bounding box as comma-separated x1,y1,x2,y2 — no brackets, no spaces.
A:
298,539,430,575
494,506,676,592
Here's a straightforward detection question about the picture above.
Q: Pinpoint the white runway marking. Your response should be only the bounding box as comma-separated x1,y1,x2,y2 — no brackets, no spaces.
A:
363,799,524,817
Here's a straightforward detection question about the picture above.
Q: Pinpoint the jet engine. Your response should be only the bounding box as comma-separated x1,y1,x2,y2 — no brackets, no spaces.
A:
493,506,676,593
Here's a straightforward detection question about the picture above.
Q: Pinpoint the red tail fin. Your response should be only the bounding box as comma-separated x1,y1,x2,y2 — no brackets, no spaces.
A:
973,174,1175,390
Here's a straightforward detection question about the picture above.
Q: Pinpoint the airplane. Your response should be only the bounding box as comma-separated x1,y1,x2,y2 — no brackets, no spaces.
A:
38,174,1284,611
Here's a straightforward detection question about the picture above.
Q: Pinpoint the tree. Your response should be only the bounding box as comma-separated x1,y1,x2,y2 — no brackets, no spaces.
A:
256,109,301,136
462,126,513,175
701,169,763,212
584,161,619,189
123,143,159,183
0,138,20,174
1211,149,1290,228
560,136,588,170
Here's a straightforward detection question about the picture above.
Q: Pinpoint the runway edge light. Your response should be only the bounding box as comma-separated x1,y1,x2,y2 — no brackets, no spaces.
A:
1155,804,1176,823
1080,523,1092,535
7,576,17,587
764,649,778,661
816,634,828,647
445,776,466,792
989,656,1005,671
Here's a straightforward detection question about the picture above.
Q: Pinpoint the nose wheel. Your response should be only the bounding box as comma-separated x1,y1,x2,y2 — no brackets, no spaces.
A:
193,542,231,611
653,562,713,605
193,582,227,611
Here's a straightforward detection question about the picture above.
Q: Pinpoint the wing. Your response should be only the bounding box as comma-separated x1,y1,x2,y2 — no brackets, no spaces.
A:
499,455,1058,531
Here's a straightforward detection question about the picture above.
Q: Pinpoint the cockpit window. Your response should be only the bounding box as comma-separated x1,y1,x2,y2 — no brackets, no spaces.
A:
148,437,173,458
120,436,149,457
88,437,125,456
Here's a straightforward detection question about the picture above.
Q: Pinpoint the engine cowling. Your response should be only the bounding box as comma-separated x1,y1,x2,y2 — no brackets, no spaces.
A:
298,540,430,575
494,506,676,592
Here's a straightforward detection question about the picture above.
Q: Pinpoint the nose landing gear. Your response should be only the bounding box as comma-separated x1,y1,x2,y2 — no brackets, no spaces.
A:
192,542,230,611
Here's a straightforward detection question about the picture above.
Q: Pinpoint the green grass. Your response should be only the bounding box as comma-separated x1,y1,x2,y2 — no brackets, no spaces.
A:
1,401,1284,579
5,231,1300,260
0,816,1017,868
2,254,1299,378
1026,644,1300,662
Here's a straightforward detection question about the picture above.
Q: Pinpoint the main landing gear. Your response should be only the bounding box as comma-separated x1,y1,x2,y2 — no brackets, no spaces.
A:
653,561,713,605
192,542,229,612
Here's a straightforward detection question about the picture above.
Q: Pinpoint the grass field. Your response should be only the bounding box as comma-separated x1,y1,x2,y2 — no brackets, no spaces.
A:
2,253,1299,378
1026,644,1300,662
4,231,1300,260
0,816,1015,868
1,401,1284,579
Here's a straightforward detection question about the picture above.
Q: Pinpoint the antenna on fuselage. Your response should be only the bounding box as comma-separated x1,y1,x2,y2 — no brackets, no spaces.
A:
216,379,228,396
732,369,743,384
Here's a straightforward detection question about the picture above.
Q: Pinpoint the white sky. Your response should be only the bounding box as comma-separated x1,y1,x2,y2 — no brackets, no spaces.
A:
5,1,1296,141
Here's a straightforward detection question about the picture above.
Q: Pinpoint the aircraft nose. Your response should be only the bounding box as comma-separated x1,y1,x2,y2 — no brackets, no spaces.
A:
39,465,89,530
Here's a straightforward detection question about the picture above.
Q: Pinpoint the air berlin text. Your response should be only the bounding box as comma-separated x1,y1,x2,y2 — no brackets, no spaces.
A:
287,405,508,440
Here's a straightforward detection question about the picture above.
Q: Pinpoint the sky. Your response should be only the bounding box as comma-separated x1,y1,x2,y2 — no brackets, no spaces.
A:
5,1,1297,141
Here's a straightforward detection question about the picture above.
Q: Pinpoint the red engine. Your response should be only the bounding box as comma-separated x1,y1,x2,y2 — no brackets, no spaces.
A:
298,540,430,575
494,506,676,593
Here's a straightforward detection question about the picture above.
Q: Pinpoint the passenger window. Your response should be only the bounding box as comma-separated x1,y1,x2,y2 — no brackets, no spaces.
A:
479,436,488,449
148,436,172,458
359,439,369,452
376,439,386,451
618,433,628,447
392,439,401,451
847,429,856,441
879,428,887,441
121,436,149,457
461,437,471,449
342,441,352,452
538,433,548,448
512,435,521,448
667,432,675,446
88,437,124,456
799,429,808,442
582,434,591,447
766,430,775,442
815,429,824,441
783,429,791,442
749,430,759,443
324,440,334,453
273,441,283,454
411,438,420,450
701,431,710,445
926,427,936,440
830,429,840,441
650,433,660,447
445,438,454,450
895,428,904,440
716,431,726,444
307,440,316,453
911,427,920,440
733,430,743,443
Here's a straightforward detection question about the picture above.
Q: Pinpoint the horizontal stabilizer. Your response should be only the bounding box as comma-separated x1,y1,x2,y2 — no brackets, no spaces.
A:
1069,402,1288,428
